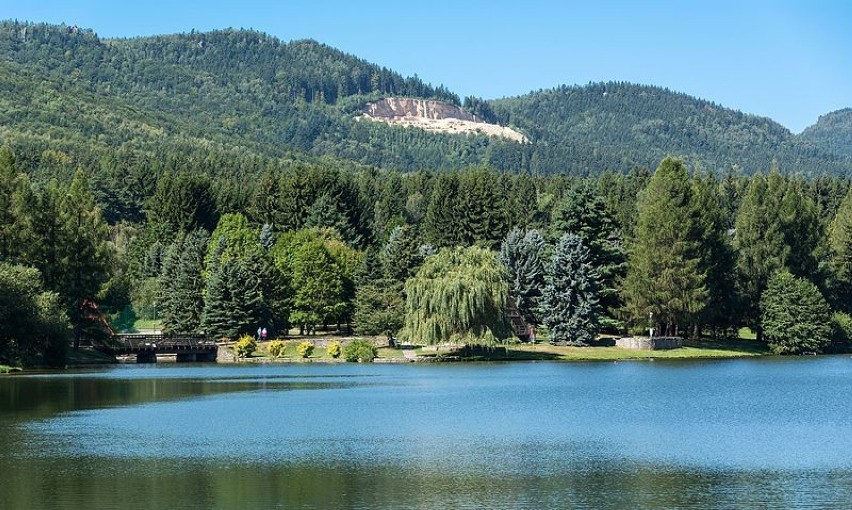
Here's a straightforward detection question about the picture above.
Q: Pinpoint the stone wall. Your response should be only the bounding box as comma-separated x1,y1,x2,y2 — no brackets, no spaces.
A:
615,336,683,350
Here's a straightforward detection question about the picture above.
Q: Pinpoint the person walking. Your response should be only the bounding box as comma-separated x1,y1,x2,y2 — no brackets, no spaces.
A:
257,326,263,341
261,327,268,341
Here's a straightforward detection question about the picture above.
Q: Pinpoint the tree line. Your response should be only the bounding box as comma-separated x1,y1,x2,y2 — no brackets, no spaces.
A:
4,146,852,366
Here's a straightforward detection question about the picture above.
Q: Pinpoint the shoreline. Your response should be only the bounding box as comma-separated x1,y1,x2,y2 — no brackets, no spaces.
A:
1,337,780,372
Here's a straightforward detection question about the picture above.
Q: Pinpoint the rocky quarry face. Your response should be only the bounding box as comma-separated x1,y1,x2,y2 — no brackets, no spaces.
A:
361,98,527,143
364,98,480,122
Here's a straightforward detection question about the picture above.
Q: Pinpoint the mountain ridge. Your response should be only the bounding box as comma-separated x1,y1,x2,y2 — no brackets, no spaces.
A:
0,20,849,175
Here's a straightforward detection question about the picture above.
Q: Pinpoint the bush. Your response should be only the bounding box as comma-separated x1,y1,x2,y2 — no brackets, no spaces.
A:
831,312,852,352
297,341,314,358
267,340,286,359
235,335,258,358
343,338,377,362
327,341,342,358
761,271,832,354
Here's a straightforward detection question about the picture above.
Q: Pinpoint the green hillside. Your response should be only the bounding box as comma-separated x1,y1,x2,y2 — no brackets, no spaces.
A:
490,82,851,175
800,109,852,159
0,20,850,175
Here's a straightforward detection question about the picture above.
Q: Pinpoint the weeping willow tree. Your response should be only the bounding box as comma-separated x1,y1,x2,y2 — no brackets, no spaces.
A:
400,246,511,346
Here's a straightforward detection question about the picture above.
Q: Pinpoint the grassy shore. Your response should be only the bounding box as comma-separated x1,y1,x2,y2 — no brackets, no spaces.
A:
237,336,768,363
1,364,22,373
418,337,769,362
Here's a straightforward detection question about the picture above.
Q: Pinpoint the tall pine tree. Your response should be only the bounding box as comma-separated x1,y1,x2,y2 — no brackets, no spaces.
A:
622,158,707,336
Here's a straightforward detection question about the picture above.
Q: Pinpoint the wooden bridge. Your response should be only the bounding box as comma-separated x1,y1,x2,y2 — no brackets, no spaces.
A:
111,334,219,363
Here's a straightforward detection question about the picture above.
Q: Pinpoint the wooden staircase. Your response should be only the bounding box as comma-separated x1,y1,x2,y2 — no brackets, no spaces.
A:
506,298,531,341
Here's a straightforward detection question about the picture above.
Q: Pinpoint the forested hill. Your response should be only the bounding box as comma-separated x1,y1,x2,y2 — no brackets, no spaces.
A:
489,83,851,175
800,109,852,159
0,20,850,175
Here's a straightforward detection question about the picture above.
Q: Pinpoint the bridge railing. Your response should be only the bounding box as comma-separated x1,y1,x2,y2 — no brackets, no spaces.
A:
114,334,217,353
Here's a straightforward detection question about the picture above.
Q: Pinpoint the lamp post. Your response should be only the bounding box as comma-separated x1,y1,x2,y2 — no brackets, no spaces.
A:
649,311,654,339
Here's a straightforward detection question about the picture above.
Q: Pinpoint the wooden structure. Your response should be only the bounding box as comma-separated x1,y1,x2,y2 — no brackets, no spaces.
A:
506,298,531,341
111,334,218,363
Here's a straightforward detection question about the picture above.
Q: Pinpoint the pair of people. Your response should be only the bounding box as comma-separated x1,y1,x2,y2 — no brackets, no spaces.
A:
256,327,268,341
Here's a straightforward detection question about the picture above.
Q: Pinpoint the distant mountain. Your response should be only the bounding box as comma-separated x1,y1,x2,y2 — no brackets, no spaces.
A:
800,109,852,159
490,83,851,175
0,20,850,175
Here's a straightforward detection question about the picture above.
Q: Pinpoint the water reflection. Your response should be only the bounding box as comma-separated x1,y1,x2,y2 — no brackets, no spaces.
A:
3,359,852,509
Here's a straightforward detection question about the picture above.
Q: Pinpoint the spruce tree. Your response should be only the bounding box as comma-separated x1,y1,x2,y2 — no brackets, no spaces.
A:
541,234,600,345
202,258,237,339
550,180,625,325
499,228,546,326
828,189,852,311
157,236,183,333
381,225,424,283
692,174,739,335
167,229,208,333
761,271,832,354
622,158,707,336
423,173,462,248
734,172,789,339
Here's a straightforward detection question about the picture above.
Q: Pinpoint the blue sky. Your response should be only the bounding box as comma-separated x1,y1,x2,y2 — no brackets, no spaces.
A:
4,0,850,132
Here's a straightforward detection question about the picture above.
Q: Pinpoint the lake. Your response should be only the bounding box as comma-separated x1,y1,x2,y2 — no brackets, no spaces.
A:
2,358,852,509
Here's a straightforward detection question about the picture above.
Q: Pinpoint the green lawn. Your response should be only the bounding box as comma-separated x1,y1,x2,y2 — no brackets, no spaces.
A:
131,319,163,332
417,337,768,362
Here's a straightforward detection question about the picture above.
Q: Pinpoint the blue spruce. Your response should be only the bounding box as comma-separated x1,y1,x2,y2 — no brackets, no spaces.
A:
542,233,600,345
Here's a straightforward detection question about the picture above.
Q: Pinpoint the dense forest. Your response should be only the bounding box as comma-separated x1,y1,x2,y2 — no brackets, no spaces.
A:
2,20,852,367
4,142,852,366
1,20,850,176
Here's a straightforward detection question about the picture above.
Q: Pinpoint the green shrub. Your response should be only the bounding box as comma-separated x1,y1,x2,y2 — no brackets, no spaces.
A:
761,271,832,354
267,340,286,359
297,341,314,358
327,341,342,358
831,312,852,352
235,335,258,358
343,339,377,362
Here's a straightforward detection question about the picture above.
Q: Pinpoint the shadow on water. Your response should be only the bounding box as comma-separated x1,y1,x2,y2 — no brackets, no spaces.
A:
0,367,367,423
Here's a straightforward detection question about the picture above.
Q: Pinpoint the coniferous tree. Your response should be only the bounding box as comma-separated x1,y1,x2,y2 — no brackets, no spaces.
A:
423,173,462,248
541,234,600,345
0,147,24,261
55,171,113,348
259,222,276,251
550,180,625,325
305,193,356,244
202,258,237,339
381,225,423,283
202,258,264,339
499,228,546,326
622,158,707,336
828,189,852,311
166,229,208,333
761,271,832,354
158,236,183,332
456,167,509,248
692,174,739,335
734,172,789,340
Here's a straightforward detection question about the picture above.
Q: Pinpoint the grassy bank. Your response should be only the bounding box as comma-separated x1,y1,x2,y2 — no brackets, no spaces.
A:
1,364,22,373
419,337,769,362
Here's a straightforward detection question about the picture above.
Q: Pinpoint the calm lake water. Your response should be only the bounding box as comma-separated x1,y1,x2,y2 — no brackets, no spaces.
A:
3,358,852,509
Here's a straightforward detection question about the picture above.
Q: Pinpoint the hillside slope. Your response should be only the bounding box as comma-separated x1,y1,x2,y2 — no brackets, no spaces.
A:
490,83,850,175
800,109,852,159
0,21,850,175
